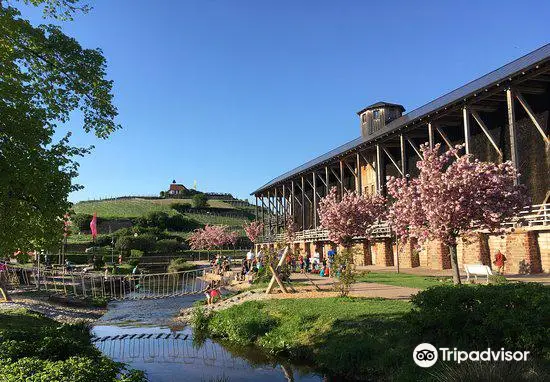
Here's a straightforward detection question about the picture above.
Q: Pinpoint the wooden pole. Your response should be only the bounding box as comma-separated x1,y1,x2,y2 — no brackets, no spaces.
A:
400,134,407,177
506,88,519,185
339,160,344,196
325,166,330,194
312,172,317,228
463,107,471,155
428,122,434,149
266,246,289,294
356,152,362,194
301,176,305,230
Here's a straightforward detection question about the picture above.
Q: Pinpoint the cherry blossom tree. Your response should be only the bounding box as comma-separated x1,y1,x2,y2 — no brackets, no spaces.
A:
244,221,264,243
188,225,237,251
318,187,386,247
387,143,529,284
318,187,386,296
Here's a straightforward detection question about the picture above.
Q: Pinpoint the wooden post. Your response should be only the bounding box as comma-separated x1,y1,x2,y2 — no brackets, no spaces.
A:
312,172,317,228
325,166,330,194
400,134,407,177
376,144,384,194
268,265,289,293
301,176,305,230
463,107,471,155
282,184,286,229
267,190,272,235
428,122,434,149
291,180,296,227
274,188,279,234
506,88,519,185
255,196,258,220
356,152,362,194
339,159,344,196
266,247,289,294
515,92,550,145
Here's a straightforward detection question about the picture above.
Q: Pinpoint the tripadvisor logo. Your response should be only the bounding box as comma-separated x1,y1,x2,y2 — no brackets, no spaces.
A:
413,343,530,368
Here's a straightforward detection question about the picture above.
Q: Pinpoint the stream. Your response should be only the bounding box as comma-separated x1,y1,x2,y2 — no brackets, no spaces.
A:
92,296,325,381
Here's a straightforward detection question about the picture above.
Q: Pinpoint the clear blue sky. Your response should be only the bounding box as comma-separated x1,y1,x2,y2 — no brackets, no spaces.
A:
19,0,550,203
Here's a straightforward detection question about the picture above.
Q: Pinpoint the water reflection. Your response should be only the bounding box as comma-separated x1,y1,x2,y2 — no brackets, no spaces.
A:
93,298,324,381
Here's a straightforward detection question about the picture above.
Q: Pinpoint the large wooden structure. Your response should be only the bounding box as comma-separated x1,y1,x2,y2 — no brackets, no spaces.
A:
252,44,550,273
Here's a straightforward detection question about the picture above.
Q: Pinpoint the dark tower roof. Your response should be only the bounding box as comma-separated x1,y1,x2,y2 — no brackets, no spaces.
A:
356,102,405,115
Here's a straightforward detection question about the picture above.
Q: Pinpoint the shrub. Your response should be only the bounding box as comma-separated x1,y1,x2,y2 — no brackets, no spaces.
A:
190,307,211,333
115,235,156,255
407,284,550,358
135,211,170,230
155,239,181,254
333,247,357,297
170,202,191,213
166,214,201,231
71,213,93,232
167,258,195,273
192,193,208,208
488,274,509,284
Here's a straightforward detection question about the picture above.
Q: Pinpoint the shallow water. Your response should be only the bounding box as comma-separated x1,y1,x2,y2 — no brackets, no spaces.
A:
93,296,324,382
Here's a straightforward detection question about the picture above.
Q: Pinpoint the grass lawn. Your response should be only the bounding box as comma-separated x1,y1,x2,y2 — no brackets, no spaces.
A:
200,297,417,380
73,198,238,218
356,271,453,289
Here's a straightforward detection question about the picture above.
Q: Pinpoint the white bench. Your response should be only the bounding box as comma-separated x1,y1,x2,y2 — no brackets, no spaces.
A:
464,264,493,283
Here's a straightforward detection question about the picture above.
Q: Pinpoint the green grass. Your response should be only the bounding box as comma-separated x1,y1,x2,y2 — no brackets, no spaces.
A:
200,297,416,380
73,198,237,218
0,308,145,381
356,271,453,289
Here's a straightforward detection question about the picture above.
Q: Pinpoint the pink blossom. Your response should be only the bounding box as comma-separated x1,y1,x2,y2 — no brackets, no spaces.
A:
188,225,237,250
244,221,264,243
387,143,529,247
318,187,386,246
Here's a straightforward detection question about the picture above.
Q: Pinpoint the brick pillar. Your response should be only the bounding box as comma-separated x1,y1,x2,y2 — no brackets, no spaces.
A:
538,232,550,273
399,239,420,268
427,239,451,270
459,233,490,267
374,239,393,266
505,231,542,274
363,241,373,265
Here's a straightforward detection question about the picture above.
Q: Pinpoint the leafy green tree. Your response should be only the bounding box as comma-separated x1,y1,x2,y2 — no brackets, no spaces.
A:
0,1,119,256
192,194,209,208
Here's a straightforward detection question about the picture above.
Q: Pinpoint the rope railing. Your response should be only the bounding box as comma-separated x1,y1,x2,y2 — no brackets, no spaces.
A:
2,266,214,300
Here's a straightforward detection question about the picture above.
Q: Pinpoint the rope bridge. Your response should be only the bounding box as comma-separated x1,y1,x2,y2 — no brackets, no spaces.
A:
2,266,213,300
92,332,250,368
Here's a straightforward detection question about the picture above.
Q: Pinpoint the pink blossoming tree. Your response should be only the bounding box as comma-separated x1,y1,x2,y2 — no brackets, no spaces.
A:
387,143,528,284
318,187,386,247
318,187,386,295
244,221,264,244
189,225,237,251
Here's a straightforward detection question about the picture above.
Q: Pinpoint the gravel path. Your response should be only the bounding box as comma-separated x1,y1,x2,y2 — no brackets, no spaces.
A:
0,294,105,324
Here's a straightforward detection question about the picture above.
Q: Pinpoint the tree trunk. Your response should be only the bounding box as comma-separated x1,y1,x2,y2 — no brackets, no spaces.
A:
449,244,461,285
0,276,11,301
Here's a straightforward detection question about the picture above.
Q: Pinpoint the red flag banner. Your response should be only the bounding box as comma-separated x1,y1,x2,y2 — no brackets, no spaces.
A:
90,212,98,239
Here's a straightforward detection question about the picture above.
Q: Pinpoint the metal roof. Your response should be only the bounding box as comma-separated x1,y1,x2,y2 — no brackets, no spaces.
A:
252,43,550,195
356,101,405,115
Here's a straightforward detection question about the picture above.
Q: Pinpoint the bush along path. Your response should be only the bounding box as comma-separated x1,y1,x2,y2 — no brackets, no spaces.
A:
190,283,550,381
0,308,146,382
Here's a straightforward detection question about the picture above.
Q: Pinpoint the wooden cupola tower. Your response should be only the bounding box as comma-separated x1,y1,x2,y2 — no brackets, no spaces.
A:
357,102,405,138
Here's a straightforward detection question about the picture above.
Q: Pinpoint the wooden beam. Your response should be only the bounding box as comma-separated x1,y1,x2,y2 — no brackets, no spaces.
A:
435,127,460,158
506,88,519,185
312,172,317,228
428,122,434,149
282,184,286,229
325,166,330,195
382,146,403,176
291,181,296,224
406,137,423,159
274,188,279,233
265,247,289,294
470,110,503,158
345,161,357,179
376,144,383,194
339,160,344,196
356,152,362,194
515,92,550,145
330,167,341,184
463,107,471,155
301,177,306,230
400,134,407,176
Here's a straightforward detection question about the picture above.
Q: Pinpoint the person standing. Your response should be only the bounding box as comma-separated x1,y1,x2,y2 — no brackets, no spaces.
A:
493,250,507,274
246,249,254,268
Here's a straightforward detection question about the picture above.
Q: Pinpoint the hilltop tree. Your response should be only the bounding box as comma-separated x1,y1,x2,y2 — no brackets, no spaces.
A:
0,1,119,255
318,187,386,295
387,144,528,285
192,194,209,208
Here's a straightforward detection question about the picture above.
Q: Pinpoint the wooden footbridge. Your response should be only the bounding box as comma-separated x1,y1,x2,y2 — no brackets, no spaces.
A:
2,266,213,300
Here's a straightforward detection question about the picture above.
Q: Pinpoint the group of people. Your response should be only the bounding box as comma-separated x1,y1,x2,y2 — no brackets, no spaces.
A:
210,254,232,275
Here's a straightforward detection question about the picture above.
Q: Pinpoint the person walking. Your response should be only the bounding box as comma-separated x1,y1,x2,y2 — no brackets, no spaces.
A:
493,250,507,274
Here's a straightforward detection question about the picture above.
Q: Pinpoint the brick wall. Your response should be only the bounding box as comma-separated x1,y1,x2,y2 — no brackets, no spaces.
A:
372,239,393,266
426,239,451,270
457,233,490,268
398,239,420,268
503,231,541,274
538,232,550,273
